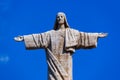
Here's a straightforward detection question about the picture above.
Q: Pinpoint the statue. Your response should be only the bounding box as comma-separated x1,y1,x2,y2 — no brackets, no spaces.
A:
14,12,107,80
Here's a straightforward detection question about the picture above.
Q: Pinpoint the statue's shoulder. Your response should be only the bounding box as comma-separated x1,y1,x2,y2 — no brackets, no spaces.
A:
48,30,56,33
43,30,55,34
43,30,56,36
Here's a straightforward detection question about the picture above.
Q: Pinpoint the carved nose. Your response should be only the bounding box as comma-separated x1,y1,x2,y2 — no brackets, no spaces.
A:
59,18,62,21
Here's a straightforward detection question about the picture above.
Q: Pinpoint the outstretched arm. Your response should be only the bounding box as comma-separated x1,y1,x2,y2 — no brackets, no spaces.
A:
76,31,108,49
14,32,50,49
14,36,24,42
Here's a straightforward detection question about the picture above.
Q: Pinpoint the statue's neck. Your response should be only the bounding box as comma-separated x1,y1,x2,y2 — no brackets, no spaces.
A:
58,24,65,31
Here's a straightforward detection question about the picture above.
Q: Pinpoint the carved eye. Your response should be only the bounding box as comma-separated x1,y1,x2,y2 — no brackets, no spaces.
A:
61,16,63,18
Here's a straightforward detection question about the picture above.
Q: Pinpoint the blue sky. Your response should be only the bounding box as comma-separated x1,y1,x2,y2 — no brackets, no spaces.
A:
0,0,120,80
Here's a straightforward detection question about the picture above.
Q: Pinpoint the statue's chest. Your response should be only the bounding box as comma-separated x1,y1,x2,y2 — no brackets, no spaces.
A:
50,31,65,54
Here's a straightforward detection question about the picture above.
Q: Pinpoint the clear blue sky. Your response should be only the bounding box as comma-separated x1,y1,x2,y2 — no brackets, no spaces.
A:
0,0,120,80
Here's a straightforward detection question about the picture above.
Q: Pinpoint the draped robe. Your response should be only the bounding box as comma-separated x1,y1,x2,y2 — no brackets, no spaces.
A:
23,28,99,80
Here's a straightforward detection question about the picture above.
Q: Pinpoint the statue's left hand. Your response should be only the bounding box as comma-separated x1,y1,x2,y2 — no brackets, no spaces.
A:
98,33,108,38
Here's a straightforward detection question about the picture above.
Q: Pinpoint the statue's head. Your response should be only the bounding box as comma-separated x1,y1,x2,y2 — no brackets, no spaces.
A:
53,12,70,30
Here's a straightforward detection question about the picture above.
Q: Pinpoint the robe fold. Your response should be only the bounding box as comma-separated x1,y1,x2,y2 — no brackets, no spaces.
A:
23,28,99,80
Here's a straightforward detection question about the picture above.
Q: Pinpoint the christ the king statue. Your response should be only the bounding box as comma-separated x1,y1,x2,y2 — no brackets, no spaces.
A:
14,12,107,80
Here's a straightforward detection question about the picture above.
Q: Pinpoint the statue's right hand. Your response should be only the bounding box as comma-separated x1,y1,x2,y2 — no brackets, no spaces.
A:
14,36,24,42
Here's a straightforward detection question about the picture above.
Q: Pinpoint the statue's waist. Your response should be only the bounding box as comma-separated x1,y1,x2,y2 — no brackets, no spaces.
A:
53,54,72,62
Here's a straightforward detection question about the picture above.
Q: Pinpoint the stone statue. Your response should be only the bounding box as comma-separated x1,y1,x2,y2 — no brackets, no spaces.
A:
14,12,107,80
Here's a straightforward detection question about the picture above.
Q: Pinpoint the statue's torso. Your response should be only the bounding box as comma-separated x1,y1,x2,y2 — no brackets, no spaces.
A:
47,30,72,80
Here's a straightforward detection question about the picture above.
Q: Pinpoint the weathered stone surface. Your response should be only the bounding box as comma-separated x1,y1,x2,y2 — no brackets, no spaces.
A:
14,12,107,80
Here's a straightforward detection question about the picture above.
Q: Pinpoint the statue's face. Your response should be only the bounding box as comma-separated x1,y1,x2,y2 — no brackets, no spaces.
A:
56,13,65,25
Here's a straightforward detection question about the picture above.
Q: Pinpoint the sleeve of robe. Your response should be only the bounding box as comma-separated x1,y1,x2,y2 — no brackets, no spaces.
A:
76,32,99,49
23,31,50,50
